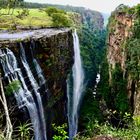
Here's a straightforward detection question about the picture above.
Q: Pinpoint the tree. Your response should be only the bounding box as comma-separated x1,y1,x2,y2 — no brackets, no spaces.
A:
51,13,71,27
45,7,65,16
45,7,72,27
6,0,24,15
0,73,13,140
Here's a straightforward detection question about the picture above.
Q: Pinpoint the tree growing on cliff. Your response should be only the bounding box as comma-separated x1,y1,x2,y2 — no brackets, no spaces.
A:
0,73,13,140
0,71,21,139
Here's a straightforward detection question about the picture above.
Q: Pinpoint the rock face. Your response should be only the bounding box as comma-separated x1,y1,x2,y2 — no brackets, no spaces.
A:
81,9,104,31
107,8,133,82
107,4,140,115
0,28,74,138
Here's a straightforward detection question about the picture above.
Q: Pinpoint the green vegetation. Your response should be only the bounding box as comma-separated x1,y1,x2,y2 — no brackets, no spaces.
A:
6,80,21,96
44,7,65,16
97,56,110,107
15,122,33,140
79,88,103,130
52,123,69,140
23,2,103,32
0,2,105,139
75,115,140,140
80,27,106,87
0,6,73,29
79,26,106,130
0,0,24,14
1,1,140,140
0,131,5,140
45,7,72,27
111,64,129,114
0,1,103,30
126,5,140,80
77,3,140,140
0,8,52,29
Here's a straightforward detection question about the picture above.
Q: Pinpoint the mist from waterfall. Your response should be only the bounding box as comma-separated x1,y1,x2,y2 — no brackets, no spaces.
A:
0,47,47,140
67,30,84,140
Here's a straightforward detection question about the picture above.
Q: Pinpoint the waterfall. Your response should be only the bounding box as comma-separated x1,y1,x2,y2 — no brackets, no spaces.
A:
20,44,47,140
93,73,101,98
30,41,46,86
0,47,47,140
67,30,84,140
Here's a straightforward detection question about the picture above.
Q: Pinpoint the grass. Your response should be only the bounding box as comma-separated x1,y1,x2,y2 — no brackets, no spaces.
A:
74,118,140,140
0,8,53,29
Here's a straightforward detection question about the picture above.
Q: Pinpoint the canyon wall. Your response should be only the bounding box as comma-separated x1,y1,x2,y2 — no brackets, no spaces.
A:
107,4,140,115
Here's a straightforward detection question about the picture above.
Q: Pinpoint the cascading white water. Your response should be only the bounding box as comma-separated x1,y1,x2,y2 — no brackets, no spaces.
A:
67,30,84,140
93,73,101,98
20,44,47,140
0,48,47,140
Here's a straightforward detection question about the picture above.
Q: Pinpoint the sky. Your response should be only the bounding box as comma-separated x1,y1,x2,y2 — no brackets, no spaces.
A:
25,0,140,13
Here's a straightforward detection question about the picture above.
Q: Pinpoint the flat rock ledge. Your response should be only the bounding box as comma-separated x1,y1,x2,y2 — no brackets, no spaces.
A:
0,28,71,42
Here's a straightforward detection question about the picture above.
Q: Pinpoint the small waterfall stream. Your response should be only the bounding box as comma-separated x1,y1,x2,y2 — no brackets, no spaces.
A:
67,30,84,140
0,46,47,140
93,73,100,98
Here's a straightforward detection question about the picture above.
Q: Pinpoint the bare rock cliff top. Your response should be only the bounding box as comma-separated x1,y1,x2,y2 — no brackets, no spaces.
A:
0,28,71,42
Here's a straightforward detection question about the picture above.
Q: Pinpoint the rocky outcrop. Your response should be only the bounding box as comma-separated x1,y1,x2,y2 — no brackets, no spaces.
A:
107,8,133,82
107,4,140,115
0,28,74,138
81,9,104,31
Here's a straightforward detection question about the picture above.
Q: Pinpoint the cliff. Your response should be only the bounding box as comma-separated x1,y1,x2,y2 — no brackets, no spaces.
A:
107,4,140,115
0,28,73,138
63,6,104,31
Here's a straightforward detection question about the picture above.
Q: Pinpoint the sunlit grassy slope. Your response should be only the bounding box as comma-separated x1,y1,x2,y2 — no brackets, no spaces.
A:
0,9,53,29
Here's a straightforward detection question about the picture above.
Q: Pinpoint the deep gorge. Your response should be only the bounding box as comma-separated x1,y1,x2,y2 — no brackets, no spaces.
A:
0,2,140,140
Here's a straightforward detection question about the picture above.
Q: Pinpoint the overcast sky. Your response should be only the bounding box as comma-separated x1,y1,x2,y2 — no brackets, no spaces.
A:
25,0,140,13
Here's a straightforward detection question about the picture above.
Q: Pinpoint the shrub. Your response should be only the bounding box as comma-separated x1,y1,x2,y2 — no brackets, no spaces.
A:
45,7,65,16
15,122,33,140
16,9,29,19
5,80,21,96
52,123,69,140
75,117,140,140
51,13,71,27
45,7,72,27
